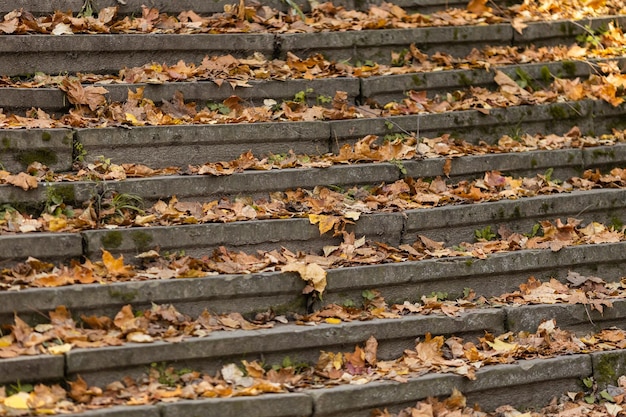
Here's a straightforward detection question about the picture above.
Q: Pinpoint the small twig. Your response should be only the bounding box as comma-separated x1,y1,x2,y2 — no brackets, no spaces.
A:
574,203,594,218
584,303,596,327
357,106,417,137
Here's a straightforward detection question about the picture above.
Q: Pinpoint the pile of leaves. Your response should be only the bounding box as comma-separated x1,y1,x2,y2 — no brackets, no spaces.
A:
1,268,624,358
1,0,624,36
373,383,626,417
2,214,625,293
5,158,626,235
2,127,625,191
3,319,626,414
1,63,624,130
3,21,625,90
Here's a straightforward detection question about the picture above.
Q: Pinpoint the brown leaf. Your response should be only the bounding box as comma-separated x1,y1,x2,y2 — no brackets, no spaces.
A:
4,172,38,190
101,250,135,277
467,0,491,14
60,79,108,111
281,262,327,293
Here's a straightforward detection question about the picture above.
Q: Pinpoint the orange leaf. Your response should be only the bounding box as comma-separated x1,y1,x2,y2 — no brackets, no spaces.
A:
101,250,135,277
467,0,491,13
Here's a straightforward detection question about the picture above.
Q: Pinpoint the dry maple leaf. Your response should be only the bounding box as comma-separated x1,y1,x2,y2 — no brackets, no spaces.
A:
281,261,327,293
60,79,108,111
466,0,491,14
101,249,135,277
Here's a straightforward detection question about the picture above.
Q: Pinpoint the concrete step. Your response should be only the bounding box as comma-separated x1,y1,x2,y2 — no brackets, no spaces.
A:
2,56,625,115
2,0,509,17
4,172,626,264
4,141,626,211
2,304,626,414
2,98,624,173
3,350,621,416
3,218,626,323
2,14,623,76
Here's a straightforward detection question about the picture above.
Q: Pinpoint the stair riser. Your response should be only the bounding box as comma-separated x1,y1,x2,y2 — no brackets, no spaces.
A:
2,99,621,173
3,16,625,76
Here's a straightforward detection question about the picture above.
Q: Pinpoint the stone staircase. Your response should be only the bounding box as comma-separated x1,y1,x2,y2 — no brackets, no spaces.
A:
1,0,626,415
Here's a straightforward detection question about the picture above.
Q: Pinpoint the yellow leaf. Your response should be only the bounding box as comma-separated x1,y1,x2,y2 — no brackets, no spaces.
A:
0,334,13,347
486,339,518,353
325,318,342,324
4,392,31,409
48,217,67,232
125,113,144,126
48,343,73,355
134,214,157,225
344,211,361,221
309,214,340,235
281,262,327,293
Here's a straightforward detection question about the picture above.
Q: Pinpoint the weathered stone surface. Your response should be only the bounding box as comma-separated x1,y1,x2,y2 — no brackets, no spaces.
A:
591,350,626,389
593,100,626,133
404,147,585,181
514,15,626,47
56,406,160,417
81,213,405,260
66,309,502,385
403,189,626,246
309,355,592,416
0,78,360,113
506,300,626,336
362,57,626,104
319,242,626,306
330,101,594,147
75,122,330,167
278,25,512,63
0,129,73,172
0,233,83,265
0,271,305,325
159,394,313,417
0,355,64,385
0,34,275,76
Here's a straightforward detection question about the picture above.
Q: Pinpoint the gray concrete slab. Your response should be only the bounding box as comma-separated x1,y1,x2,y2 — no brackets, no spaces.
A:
0,232,83,266
583,143,626,174
0,34,275,77
514,15,626,48
0,270,305,326
362,57,626,104
330,100,595,147
593,100,626,134
66,309,502,386
111,163,402,203
462,354,592,412
81,213,405,260
0,78,360,114
403,147,585,181
591,350,626,389
319,241,626,307
2,0,485,16
0,128,73,173
76,121,331,168
54,406,160,417
0,355,65,385
309,355,592,416
159,394,313,417
278,25,512,64
403,188,626,246
506,300,626,336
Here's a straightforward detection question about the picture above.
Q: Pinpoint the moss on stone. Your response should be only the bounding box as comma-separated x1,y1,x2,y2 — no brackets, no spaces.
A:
101,231,123,249
16,149,58,167
130,231,154,251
